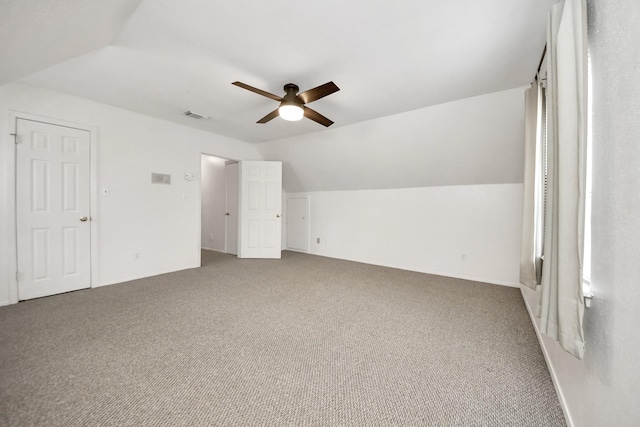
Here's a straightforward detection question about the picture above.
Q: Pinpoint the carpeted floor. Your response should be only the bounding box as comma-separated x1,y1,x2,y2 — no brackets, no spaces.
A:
0,250,565,426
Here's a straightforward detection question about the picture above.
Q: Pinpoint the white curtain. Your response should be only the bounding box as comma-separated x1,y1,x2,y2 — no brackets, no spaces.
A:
520,82,543,289
537,0,588,359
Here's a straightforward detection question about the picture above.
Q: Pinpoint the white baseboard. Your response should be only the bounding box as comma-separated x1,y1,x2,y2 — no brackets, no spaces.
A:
520,287,574,427
0,299,9,307
201,246,225,252
285,247,310,254
95,263,201,288
306,252,520,288
425,270,520,288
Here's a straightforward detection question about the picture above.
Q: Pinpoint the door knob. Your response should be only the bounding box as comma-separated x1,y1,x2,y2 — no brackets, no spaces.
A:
225,212,230,216
80,216,88,222
276,214,281,218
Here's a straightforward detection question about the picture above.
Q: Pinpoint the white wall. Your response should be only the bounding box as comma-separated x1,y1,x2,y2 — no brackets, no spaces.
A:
0,82,261,305
200,155,227,252
262,87,527,286
307,184,523,286
522,1,640,426
257,87,526,193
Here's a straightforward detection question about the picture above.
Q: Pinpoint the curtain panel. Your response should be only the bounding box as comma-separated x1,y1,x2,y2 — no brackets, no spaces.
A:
539,0,588,360
521,0,588,359
520,83,544,289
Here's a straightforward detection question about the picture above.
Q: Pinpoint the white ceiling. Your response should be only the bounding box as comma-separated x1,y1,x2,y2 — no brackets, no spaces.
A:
2,0,554,143
0,0,142,84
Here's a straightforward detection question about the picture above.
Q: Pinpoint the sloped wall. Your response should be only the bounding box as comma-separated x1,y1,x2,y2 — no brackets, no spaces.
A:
257,87,526,193
260,87,526,285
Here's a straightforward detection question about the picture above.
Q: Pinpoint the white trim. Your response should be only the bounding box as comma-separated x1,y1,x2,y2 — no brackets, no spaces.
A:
95,265,199,288
237,161,244,258
196,156,202,267
201,248,226,254
6,114,17,304
286,248,311,255
520,286,574,427
298,251,520,288
7,111,98,304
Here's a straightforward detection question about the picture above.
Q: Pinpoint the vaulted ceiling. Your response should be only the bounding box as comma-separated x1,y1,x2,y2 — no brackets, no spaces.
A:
1,0,554,144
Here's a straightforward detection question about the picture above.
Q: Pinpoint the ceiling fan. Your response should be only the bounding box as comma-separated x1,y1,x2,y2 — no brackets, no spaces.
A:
232,81,340,127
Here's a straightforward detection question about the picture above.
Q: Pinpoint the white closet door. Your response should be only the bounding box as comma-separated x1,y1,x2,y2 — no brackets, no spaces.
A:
16,119,91,300
286,196,309,252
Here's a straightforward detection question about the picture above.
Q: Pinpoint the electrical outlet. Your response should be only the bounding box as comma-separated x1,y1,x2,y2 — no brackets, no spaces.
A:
461,253,466,261
209,233,214,241
134,252,141,260
317,238,320,244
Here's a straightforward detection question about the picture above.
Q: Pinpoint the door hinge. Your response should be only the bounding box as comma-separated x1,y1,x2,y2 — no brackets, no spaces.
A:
10,133,19,144
16,271,21,282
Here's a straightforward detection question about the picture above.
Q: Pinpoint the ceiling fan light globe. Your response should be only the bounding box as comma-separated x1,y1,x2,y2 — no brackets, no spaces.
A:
279,104,304,121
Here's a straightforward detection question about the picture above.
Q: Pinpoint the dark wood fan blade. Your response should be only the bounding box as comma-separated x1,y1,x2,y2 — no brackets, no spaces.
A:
257,108,280,124
232,81,282,101
298,81,340,104
303,106,334,127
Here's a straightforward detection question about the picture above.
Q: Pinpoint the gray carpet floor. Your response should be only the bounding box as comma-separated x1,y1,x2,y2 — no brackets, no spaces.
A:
0,250,565,426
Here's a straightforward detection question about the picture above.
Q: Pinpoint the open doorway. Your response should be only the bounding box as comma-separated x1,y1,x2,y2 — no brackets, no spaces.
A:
200,154,238,266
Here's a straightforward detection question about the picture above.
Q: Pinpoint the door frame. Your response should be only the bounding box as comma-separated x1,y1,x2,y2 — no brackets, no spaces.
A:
7,112,98,305
198,152,239,260
199,154,229,253
224,161,239,255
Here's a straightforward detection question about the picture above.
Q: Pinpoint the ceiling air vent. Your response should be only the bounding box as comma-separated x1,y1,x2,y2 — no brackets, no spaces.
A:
183,110,209,120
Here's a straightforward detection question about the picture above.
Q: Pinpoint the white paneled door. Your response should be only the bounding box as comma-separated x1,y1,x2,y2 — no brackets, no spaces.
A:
238,161,282,259
286,196,309,252
16,119,91,300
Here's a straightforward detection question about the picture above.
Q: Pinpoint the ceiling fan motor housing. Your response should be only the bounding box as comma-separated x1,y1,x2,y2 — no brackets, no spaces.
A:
282,83,302,107
284,83,299,93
